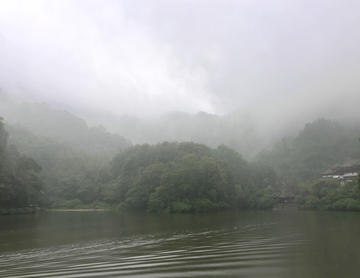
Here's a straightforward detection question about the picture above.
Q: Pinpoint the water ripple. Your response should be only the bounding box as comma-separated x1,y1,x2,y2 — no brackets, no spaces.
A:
0,226,303,278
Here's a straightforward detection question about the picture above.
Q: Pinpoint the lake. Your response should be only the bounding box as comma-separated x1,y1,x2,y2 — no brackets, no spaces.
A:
0,210,359,278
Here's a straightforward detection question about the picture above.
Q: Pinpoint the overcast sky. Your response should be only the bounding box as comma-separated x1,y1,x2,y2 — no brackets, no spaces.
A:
1,0,360,118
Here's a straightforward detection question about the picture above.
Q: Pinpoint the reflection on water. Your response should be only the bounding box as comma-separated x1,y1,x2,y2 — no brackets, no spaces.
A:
0,211,359,278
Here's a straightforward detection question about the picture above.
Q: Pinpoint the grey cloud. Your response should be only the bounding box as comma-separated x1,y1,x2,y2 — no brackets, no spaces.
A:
0,0,360,120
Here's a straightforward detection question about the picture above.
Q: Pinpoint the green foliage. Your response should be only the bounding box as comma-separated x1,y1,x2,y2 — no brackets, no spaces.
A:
6,124,114,207
50,198,111,209
344,199,360,211
52,198,83,209
0,118,48,209
193,198,219,212
258,194,276,209
109,142,278,212
305,196,320,210
172,201,192,213
147,154,233,212
2,111,282,213
7,121,277,213
0,116,8,172
258,119,360,183
296,179,360,211
330,198,360,211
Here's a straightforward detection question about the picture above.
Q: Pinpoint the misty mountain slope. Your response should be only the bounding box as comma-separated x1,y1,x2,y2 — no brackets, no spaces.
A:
0,119,47,210
5,123,111,206
5,124,74,171
4,121,280,211
257,118,360,183
102,110,273,160
5,102,132,158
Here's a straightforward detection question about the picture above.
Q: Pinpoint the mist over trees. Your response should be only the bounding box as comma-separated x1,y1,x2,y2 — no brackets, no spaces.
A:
1,0,360,214
1,118,280,212
1,100,131,159
1,95,291,160
0,117,47,211
258,118,360,182
106,142,278,212
1,93,360,213
84,110,282,160
257,118,360,211
0,100,281,212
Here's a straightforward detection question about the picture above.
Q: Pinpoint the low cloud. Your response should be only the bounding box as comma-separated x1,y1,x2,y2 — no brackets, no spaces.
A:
1,0,360,120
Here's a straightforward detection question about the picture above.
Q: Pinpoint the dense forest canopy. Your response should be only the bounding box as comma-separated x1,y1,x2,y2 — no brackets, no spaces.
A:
1,101,360,213
106,142,278,212
257,118,360,211
258,118,360,183
0,117,46,211
0,114,280,212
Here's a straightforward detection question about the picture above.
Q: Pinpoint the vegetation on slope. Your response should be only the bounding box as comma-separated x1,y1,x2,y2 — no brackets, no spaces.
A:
5,102,132,158
0,117,47,213
2,117,280,212
258,118,360,211
2,106,360,213
107,142,278,212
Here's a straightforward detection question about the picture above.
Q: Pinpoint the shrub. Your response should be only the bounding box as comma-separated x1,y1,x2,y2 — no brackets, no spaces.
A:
345,199,360,211
51,198,83,209
295,196,306,205
305,196,320,210
193,198,219,212
331,198,360,211
172,201,192,213
8,208,17,214
258,194,276,209
218,201,230,210
16,208,25,214
332,199,347,211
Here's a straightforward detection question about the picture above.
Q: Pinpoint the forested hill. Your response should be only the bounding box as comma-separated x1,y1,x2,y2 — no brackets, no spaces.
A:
0,117,47,211
2,102,131,158
84,110,281,160
1,115,280,212
106,142,278,212
258,118,360,183
2,98,360,213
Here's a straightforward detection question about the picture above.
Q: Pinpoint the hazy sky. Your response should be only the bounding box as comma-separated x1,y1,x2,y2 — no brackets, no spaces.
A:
1,0,360,117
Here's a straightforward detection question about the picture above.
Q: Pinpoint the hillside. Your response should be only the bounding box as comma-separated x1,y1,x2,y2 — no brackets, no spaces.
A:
0,118,47,211
89,110,279,160
1,118,280,212
2,102,131,158
2,97,360,213
258,118,360,183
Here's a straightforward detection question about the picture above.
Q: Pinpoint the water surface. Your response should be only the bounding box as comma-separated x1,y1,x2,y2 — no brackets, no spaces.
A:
0,211,359,277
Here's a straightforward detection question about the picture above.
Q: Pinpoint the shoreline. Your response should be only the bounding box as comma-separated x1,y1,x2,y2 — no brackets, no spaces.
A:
49,209,111,211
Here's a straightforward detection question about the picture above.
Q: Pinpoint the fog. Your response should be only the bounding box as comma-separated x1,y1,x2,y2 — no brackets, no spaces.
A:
1,0,360,157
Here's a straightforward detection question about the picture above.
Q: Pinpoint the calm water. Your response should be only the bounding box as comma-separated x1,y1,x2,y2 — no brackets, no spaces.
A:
0,210,359,278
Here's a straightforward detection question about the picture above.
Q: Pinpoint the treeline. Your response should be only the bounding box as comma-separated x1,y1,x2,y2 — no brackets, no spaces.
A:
291,179,360,211
43,141,279,212
258,118,360,211
105,142,278,212
0,117,47,213
1,118,280,212
3,107,360,213
6,123,112,210
258,118,360,183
